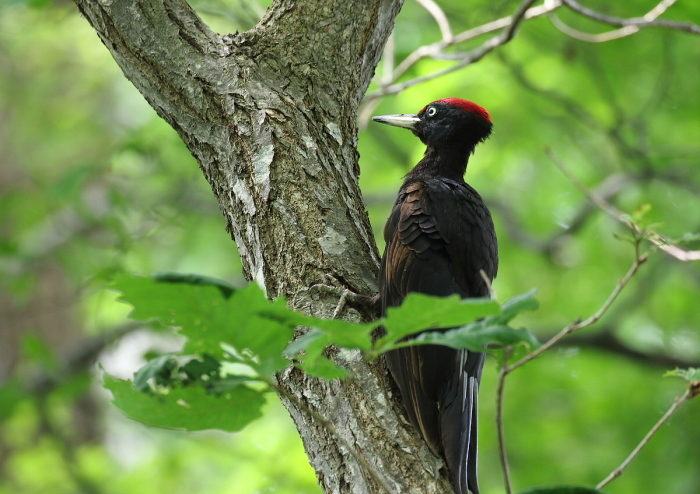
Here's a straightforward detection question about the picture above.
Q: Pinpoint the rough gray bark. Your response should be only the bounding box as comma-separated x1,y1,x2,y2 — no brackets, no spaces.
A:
73,0,453,492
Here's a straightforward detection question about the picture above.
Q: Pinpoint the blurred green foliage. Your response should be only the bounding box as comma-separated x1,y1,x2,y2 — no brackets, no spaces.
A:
1,0,699,494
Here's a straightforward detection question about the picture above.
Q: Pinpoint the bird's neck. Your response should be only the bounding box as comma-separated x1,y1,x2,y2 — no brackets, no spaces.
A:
406,144,474,182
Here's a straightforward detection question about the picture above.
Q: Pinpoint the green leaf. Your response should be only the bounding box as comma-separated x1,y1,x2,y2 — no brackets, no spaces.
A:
133,354,179,392
517,487,608,494
376,291,539,354
113,273,227,332
499,289,539,322
284,329,326,357
405,321,540,353
263,309,373,351
113,275,294,377
153,271,237,298
181,354,221,381
206,375,257,394
376,294,499,351
292,333,348,379
105,374,265,432
210,284,294,376
299,356,348,380
664,367,700,383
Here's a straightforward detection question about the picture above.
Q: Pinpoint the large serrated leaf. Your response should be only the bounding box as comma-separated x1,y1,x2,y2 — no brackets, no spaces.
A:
153,272,237,298
262,309,373,351
375,291,539,353
299,356,348,380
376,293,499,350
404,321,540,353
292,333,348,379
500,289,539,321
113,276,294,377
105,374,265,432
113,274,228,335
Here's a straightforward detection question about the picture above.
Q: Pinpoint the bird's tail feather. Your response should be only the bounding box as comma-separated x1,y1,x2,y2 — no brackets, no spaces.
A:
386,346,485,494
439,348,484,494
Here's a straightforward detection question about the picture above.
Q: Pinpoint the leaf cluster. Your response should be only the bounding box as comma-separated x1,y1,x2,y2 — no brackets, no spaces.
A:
107,273,540,432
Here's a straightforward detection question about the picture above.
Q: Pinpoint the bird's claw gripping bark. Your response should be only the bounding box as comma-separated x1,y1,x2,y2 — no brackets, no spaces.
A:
309,275,355,319
309,275,377,319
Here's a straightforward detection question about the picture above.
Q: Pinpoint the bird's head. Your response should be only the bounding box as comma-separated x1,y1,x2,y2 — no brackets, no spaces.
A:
372,98,493,150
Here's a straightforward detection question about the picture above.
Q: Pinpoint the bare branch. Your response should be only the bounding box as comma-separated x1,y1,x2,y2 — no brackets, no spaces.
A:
415,0,453,42
556,0,700,43
552,0,680,43
507,249,648,373
365,0,561,101
547,148,700,262
597,386,695,489
550,15,643,43
496,347,514,494
559,330,700,369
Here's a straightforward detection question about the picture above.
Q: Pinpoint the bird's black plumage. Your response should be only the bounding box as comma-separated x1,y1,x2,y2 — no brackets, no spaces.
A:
373,99,498,494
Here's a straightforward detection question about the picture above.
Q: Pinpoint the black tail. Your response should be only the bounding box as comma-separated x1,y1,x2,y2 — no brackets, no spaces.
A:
386,346,485,494
439,349,485,494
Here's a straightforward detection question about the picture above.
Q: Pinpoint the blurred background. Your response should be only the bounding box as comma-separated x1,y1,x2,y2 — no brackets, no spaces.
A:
1,0,698,493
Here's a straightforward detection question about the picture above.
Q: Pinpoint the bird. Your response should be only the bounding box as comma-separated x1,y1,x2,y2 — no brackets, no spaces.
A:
372,98,498,494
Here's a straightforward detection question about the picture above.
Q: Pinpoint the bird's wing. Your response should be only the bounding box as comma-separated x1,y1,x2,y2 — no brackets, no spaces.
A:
381,181,455,306
381,179,497,303
380,179,496,494
424,179,498,295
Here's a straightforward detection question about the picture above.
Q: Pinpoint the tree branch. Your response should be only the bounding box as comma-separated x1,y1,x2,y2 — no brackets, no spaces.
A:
597,385,696,489
547,148,700,262
559,0,700,41
364,0,560,101
507,247,648,373
496,347,514,494
415,0,453,43
557,330,700,370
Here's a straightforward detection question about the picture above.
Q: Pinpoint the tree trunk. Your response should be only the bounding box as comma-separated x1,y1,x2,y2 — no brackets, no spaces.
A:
73,0,453,491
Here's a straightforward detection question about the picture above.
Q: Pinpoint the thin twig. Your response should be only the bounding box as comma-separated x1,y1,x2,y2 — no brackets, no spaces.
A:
479,269,496,299
547,148,700,262
552,0,694,43
562,0,699,35
415,0,453,42
496,347,513,494
550,15,642,43
597,387,694,489
506,249,647,373
496,246,648,492
387,2,560,85
365,0,559,101
552,0,680,43
269,379,394,494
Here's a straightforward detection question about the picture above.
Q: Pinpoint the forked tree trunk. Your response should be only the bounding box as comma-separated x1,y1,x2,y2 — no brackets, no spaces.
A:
74,1,453,492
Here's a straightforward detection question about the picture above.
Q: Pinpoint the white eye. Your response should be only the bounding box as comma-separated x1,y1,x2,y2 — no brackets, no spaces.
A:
426,107,438,117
